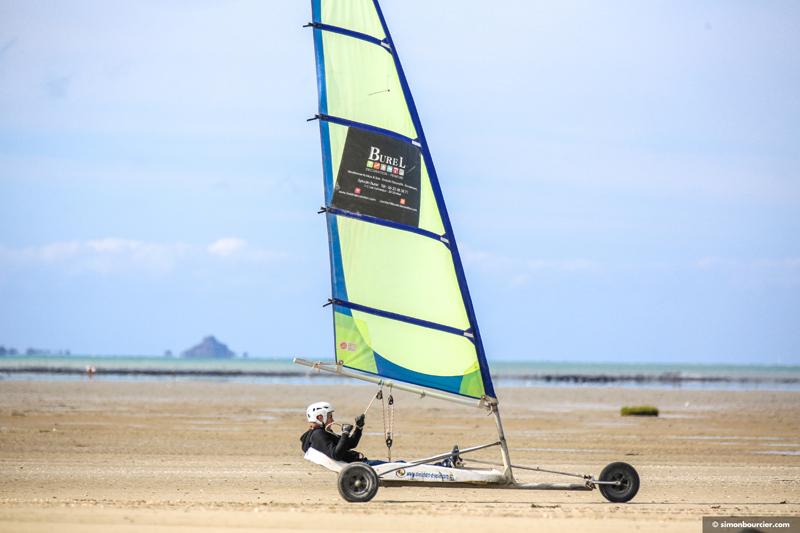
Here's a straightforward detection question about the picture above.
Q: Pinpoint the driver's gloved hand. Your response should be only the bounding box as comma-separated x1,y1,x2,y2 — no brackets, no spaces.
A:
355,414,365,429
341,423,353,436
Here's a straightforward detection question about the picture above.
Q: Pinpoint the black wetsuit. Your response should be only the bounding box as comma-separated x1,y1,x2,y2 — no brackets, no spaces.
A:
300,426,364,463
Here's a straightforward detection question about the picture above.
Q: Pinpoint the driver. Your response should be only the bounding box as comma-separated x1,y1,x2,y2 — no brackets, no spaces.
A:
300,401,367,463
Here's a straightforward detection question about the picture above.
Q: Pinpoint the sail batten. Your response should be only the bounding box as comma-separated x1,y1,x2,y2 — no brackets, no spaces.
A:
331,299,474,341
309,22,391,51
311,0,495,400
326,207,446,246
317,113,418,146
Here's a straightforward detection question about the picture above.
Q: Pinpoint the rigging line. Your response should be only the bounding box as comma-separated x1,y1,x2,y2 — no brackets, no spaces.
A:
362,386,383,414
315,114,420,146
386,385,394,460
304,21,392,53
330,298,474,342
323,206,449,248
379,389,391,461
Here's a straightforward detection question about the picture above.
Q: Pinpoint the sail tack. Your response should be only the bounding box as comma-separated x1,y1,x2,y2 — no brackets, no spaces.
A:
311,0,495,399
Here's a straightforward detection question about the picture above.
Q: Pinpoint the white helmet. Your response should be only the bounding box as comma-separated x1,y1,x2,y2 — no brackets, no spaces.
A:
306,401,334,425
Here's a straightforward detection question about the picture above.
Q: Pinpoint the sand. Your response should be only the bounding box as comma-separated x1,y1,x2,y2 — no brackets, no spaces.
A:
0,380,798,532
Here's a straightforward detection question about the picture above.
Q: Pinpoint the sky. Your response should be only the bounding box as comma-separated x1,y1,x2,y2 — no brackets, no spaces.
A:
0,1,798,364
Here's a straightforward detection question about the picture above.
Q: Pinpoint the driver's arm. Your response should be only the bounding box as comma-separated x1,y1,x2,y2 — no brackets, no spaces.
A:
333,426,361,459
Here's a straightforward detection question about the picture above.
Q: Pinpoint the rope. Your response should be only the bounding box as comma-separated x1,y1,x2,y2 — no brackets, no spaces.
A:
381,390,390,461
360,384,396,461
362,387,382,414
386,384,394,461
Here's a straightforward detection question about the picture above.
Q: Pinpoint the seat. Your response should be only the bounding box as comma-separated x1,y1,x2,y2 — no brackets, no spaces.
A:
304,446,349,473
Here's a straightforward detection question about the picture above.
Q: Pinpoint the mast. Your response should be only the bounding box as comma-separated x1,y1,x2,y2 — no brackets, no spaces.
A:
492,405,515,482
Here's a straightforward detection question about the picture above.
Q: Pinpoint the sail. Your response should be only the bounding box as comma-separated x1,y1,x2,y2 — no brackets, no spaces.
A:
310,0,495,400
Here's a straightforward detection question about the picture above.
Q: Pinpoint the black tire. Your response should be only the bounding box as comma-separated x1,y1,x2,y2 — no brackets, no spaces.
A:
598,462,639,503
337,463,379,503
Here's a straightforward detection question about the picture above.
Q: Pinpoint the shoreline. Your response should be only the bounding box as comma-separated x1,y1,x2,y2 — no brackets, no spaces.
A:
2,365,799,390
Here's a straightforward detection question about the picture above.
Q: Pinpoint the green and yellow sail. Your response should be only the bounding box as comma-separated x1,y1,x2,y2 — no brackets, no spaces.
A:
310,0,495,400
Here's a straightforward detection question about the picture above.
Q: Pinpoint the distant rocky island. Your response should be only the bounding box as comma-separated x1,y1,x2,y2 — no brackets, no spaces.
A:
181,336,235,359
0,337,240,359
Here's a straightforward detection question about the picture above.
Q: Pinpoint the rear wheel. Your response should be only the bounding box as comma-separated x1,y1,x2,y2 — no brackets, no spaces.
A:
337,463,379,503
598,462,639,503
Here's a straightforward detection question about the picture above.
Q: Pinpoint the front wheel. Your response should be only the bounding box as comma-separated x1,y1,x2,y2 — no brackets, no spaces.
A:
337,463,379,503
598,462,639,503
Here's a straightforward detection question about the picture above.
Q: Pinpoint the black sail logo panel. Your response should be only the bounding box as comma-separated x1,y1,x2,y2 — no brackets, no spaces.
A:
332,127,421,227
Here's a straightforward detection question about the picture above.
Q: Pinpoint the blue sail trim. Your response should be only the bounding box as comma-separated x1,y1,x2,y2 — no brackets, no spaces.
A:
327,215,348,303
333,300,473,342
313,0,350,340
309,22,391,52
372,0,496,398
372,351,465,397
318,113,418,145
340,353,477,399
326,207,448,248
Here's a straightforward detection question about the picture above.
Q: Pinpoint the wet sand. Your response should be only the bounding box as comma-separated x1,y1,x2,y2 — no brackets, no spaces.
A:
1,380,798,532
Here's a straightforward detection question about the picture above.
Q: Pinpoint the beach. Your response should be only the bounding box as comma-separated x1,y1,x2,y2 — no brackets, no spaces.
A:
1,380,798,532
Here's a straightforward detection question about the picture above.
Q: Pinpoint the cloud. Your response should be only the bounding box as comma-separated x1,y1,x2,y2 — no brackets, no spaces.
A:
463,247,800,289
38,241,81,261
696,256,800,270
696,256,800,287
0,237,286,277
461,245,602,287
526,258,601,273
2,238,191,275
208,237,246,257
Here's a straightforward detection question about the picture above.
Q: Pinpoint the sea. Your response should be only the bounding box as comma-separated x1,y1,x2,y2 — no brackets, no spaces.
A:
1,355,798,391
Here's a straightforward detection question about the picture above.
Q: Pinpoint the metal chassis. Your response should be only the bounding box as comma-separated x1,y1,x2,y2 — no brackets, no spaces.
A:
293,358,622,492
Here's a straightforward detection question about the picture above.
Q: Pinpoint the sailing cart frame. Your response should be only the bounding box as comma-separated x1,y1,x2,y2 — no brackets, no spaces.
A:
302,0,640,505
295,358,640,503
